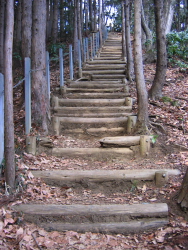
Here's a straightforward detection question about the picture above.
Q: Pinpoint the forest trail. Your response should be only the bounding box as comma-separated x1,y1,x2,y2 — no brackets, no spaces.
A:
13,33,181,235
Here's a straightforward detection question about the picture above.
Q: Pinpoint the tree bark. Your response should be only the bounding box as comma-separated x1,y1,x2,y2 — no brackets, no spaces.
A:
0,0,5,74
121,2,126,60
134,0,149,134
164,0,176,34
32,0,50,134
21,0,32,59
148,0,167,100
177,167,188,209
141,0,153,50
4,0,15,189
51,0,59,44
73,0,78,64
14,0,22,50
125,0,134,81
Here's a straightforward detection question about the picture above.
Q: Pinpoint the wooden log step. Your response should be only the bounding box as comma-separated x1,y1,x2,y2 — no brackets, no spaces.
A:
52,147,133,158
53,106,132,114
69,83,125,89
53,112,133,118
82,70,125,75
58,98,127,107
31,169,181,185
92,74,125,80
99,136,143,147
58,116,128,124
87,60,125,64
13,203,168,234
93,57,123,61
53,111,133,119
58,127,126,136
84,64,125,69
71,80,123,84
13,203,168,222
66,87,124,93
64,93,129,99
40,219,168,234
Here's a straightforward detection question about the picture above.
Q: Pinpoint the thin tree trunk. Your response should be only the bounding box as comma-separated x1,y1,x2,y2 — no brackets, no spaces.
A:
22,0,32,59
121,2,126,60
164,0,176,34
14,0,22,50
60,0,64,39
99,0,103,47
141,0,153,50
148,0,167,100
134,0,149,134
177,167,188,209
52,0,59,43
125,0,134,81
4,0,15,189
0,0,5,74
74,0,78,64
32,0,50,134
84,0,89,36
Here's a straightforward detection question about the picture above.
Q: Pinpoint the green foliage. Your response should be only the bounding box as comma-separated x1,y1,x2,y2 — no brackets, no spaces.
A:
47,43,66,57
161,96,179,107
167,30,188,68
130,180,138,192
151,135,159,144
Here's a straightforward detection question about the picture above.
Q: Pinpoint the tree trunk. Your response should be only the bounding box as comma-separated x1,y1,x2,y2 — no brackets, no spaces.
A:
141,0,153,50
4,0,15,190
164,0,176,34
73,0,78,64
51,0,59,44
89,0,94,32
125,0,134,81
134,0,149,134
177,167,188,209
99,0,103,47
32,0,50,134
0,0,5,74
148,0,167,100
121,2,126,60
84,0,89,36
14,0,22,51
21,0,32,59
60,0,65,39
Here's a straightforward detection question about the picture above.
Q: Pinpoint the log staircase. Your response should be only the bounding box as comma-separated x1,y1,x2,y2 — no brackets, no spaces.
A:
13,33,181,235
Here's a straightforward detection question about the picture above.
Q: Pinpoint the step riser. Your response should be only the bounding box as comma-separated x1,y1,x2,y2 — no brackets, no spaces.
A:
69,84,126,89
53,112,133,118
41,220,168,234
63,93,129,99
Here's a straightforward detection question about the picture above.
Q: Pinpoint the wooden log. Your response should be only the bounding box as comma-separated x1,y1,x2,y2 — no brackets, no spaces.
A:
52,117,59,136
92,75,125,79
54,112,134,118
52,147,133,158
155,171,168,187
69,83,125,89
125,97,133,107
63,93,129,99
82,70,125,75
140,135,151,156
53,106,132,114
127,116,137,133
31,169,181,184
26,136,36,155
51,95,58,109
58,117,128,124
41,219,168,234
99,136,141,147
58,98,126,106
13,203,168,220
66,87,124,93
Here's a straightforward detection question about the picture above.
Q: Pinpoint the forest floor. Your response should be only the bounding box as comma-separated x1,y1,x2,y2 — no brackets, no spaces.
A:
0,58,188,249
